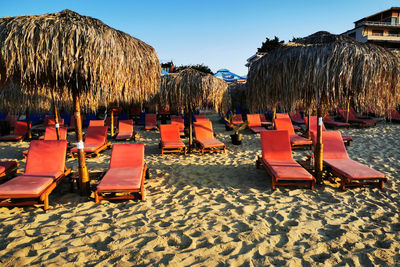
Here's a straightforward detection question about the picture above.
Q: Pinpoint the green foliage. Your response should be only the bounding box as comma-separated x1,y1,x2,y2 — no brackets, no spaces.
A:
257,36,284,53
224,114,248,134
174,64,214,75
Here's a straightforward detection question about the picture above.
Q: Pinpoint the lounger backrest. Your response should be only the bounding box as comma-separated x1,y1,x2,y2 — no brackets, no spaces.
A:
44,127,68,140
311,131,349,159
85,126,108,144
304,116,327,132
118,120,133,133
388,108,400,119
232,114,243,123
247,114,261,127
70,115,76,127
171,120,184,131
106,116,118,127
171,115,183,121
275,113,290,119
160,124,180,141
46,118,64,126
145,114,157,124
6,114,19,128
323,113,334,122
259,114,267,123
109,143,144,169
338,110,356,120
289,111,302,121
194,121,214,140
13,121,28,135
260,130,292,161
25,140,67,174
273,118,295,135
89,120,104,126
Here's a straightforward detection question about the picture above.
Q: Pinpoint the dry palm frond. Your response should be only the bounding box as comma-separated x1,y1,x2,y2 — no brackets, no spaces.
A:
0,9,160,112
158,68,228,112
246,31,400,115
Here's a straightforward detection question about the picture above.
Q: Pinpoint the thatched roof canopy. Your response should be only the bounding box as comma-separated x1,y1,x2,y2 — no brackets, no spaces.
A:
159,68,228,112
0,9,160,112
246,31,400,114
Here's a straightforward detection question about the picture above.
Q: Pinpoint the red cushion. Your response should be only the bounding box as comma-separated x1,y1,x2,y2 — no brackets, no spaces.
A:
0,175,54,198
275,113,290,119
232,114,244,124
261,130,292,161
194,121,214,140
274,118,296,135
96,167,143,191
13,121,29,135
25,140,67,175
85,126,108,144
89,120,105,126
162,141,185,148
115,133,133,140
197,138,225,148
145,114,157,126
263,159,314,180
118,120,133,135
171,120,184,131
160,124,181,142
304,116,327,132
290,135,312,146
0,134,24,141
0,161,17,174
311,131,349,159
247,114,261,127
43,127,67,140
324,158,385,179
109,143,144,169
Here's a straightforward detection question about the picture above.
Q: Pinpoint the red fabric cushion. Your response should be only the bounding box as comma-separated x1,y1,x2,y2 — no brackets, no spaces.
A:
109,143,144,169
263,159,314,180
162,141,185,148
275,113,289,119
145,114,157,126
97,167,143,191
311,131,349,159
0,161,17,174
13,121,28,135
43,127,67,140
25,140,67,175
0,176,54,197
261,130,292,161
290,135,312,146
0,134,24,141
232,114,244,124
198,138,225,148
85,126,108,144
160,124,181,142
247,114,261,127
171,120,184,131
304,116,327,132
115,133,133,140
194,121,214,140
273,118,295,135
324,158,385,179
118,120,133,135
89,120,105,126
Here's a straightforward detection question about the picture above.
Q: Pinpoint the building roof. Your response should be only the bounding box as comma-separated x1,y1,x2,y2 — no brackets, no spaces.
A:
354,7,400,23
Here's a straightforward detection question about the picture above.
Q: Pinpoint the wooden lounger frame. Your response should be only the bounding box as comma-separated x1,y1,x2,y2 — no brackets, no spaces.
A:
0,162,19,180
70,141,111,158
256,156,315,190
94,164,148,203
0,168,71,210
161,145,187,156
324,164,387,191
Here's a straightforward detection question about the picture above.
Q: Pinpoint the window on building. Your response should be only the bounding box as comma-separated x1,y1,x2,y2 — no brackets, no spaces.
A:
392,17,398,25
372,30,384,36
349,32,356,38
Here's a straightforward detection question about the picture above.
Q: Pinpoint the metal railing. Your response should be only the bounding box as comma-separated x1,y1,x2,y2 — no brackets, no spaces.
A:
359,21,400,27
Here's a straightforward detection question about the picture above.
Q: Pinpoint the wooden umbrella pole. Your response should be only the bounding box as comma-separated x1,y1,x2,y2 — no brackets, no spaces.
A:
315,107,324,183
346,101,350,123
110,109,114,137
25,108,32,140
272,103,277,128
54,104,60,140
306,110,311,139
73,93,90,195
188,106,193,152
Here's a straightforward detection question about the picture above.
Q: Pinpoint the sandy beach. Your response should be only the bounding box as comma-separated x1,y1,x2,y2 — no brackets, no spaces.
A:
0,114,399,266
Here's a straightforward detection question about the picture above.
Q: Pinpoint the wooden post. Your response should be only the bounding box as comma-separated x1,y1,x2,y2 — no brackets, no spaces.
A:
73,93,90,195
110,109,114,137
272,103,277,128
25,108,32,140
315,107,324,183
53,105,60,140
188,107,193,152
346,101,350,123
306,111,311,139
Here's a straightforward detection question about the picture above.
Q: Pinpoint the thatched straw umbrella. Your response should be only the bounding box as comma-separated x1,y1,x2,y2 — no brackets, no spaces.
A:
159,68,228,149
0,10,161,194
247,31,400,182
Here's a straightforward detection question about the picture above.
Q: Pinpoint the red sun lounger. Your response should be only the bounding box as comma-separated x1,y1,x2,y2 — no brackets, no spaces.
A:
289,111,305,125
194,121,226,155
194,114,209,122
338,110,376,127
323,113,350,129
160,124,187,156
304,116,352,146
0,121,29,141
70,126,110,158
275,113,301,130
259,113,272,127
171,116,185,137
95,143,147,203
23,127,68,158
256,130,315,190
274,117,312,149
0,140,71,210
145,114,158,130
387,108,400,123
89,120,105,127
0,161,19,179
115,120,135,141
232,114,244,125
247,114,266,133
311,131,387,190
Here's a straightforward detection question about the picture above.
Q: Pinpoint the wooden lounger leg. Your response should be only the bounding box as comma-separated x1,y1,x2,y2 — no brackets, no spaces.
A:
379,180,384,189
311,181,315,190
43,194,49,210
271,178,276,190
340,180,346,191
95,191,99,203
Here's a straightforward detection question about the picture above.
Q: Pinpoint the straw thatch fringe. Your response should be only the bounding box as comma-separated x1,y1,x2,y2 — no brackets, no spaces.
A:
159,68,228,112
246,31,400,115
0,9,160,112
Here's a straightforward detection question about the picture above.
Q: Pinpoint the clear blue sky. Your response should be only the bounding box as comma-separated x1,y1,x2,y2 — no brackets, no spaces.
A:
1,0,399,76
